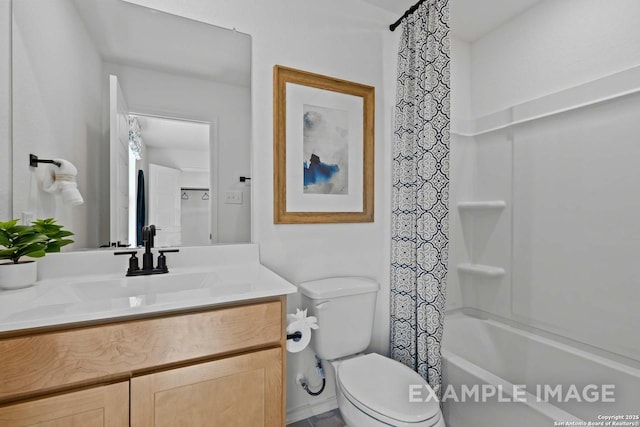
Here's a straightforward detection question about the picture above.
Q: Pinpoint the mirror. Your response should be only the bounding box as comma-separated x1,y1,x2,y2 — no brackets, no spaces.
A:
11,0,251,250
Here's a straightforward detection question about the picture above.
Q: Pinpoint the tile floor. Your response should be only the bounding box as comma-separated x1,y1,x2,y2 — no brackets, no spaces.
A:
287,409,346,427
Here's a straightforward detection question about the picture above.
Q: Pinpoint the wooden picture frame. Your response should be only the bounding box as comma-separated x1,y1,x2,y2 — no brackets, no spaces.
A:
273,65,374,224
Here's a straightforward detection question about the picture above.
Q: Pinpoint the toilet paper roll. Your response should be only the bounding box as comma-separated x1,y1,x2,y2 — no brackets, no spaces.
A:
286,308,318,353
286,320,312,353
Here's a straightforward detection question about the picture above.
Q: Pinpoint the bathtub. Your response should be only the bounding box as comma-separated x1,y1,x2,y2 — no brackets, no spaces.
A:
441,314,640,427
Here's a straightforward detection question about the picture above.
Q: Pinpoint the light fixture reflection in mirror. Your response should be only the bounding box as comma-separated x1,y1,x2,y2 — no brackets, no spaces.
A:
11,0,252,250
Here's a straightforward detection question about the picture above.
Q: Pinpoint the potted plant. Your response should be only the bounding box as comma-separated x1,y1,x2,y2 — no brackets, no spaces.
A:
0,218,74,290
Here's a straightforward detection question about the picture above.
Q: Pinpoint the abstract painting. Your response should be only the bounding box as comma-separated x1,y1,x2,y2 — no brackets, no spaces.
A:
303,105,348,195
273,65,374,224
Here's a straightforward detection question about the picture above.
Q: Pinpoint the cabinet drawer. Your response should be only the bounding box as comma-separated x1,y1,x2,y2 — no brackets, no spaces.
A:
0,300,282,402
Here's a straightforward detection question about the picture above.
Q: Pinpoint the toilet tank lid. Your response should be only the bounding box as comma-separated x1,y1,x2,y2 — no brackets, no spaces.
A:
298,277,379,299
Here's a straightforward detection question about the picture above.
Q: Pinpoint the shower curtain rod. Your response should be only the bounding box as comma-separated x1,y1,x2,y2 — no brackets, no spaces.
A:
389,0,427,31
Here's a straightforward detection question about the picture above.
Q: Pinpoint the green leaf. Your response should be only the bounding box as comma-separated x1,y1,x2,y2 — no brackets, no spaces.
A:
33,224,62,235
14,233,48,247
0,230,11,247
15,242,47,259
8,225,36,236
33,218,53,224
0,248,17,259
45,230,74,240
1,218,74,259
45,242,61,253
45,239,74,252
0,219,19,231
33,218,59,230
24,250,46,258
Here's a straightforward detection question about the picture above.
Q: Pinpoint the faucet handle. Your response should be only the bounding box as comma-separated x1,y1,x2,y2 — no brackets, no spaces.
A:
115,250,140,275
157,249,179,272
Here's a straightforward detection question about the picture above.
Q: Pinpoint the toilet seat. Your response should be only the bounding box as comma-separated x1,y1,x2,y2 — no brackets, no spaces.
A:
336,353,441,426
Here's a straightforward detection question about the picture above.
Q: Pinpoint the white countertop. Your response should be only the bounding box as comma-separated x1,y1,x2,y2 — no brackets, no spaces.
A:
0,246,297,334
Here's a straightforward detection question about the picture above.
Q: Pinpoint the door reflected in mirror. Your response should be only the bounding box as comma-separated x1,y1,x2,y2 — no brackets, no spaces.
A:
11,0,251,250
126,114,214,248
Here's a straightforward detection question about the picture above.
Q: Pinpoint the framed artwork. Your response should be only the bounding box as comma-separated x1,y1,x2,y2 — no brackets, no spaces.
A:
273,65,374,224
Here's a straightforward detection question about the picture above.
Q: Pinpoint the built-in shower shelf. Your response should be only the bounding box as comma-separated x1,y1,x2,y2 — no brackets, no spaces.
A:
457,201,506,211
457,263,505,278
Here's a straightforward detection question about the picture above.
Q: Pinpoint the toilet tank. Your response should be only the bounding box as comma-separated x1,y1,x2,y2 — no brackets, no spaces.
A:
298,277,379,360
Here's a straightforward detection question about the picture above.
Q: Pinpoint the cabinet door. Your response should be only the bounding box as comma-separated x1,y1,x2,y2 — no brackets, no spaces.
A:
131,348,283,427
0,382,128,427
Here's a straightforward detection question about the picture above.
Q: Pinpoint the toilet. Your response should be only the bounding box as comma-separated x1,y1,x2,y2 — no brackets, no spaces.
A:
299,277,445,427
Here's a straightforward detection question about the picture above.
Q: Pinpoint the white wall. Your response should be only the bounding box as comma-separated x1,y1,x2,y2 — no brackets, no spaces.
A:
450,37,472,122
454,0,640,363
180,185,211,247
512,94,640,362
0,0,10,221
181,170,209,189
11,0,103,248
471,0,640,117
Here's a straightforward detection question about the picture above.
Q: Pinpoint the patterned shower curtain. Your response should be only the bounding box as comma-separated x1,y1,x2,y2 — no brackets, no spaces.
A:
390,0,450,399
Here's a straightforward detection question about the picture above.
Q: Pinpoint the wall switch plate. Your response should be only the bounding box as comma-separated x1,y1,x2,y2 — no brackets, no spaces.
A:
224,191,243,204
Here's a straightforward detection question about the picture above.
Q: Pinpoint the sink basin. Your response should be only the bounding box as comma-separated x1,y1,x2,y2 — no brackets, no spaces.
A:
1,272,222,323
71,271,218,300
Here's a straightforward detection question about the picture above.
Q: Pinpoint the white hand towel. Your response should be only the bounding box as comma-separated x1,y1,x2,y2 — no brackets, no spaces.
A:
42,159,84,206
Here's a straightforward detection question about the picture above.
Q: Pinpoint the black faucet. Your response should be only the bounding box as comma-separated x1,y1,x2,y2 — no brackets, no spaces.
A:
115,225,179,276
142,225,156,270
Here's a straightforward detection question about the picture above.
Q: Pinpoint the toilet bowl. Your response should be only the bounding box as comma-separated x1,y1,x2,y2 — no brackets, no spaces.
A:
333,354,444,427
298,277,445,427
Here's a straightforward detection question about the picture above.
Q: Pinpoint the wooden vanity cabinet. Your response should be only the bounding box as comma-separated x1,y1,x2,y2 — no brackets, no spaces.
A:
0,297,286,426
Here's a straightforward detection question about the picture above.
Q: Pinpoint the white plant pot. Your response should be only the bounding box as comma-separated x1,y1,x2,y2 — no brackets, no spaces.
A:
0,261,37,290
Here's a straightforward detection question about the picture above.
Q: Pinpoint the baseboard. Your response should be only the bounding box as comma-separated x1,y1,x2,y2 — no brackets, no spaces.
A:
285,396,339,424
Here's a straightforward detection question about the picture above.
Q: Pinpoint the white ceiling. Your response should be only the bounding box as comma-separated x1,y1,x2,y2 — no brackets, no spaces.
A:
133,115,210,152
365,0,542,42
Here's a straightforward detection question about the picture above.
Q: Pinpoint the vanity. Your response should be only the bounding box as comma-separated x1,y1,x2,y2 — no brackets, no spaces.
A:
0,244,296,426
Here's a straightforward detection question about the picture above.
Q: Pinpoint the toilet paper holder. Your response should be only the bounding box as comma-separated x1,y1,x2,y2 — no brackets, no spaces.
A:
286,331,302,342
